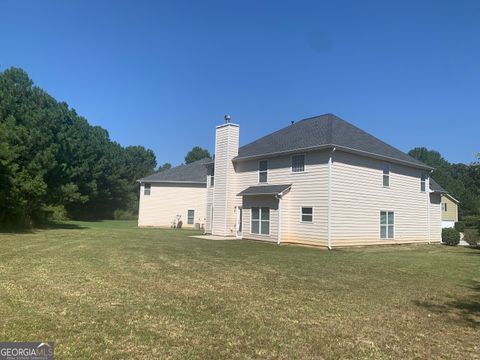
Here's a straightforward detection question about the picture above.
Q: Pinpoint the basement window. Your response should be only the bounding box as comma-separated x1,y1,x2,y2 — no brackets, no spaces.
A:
144,183,151,196
380,211,394,239
259,160,268,183
251,207,270,235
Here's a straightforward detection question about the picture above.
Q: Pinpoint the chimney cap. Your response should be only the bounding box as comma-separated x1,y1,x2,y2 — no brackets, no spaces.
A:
224,114,231,123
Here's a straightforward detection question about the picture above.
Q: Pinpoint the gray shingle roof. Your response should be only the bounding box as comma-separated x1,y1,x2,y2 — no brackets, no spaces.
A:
235,114,432,169
237,184,292,196
429,178,448,194
138,158,210,183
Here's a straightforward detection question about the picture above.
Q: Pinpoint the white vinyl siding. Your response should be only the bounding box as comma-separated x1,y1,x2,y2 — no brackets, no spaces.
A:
332,151,437,246
212,124,239,236
259,160,268,183
138,183,206,228
251,207,270,235
301,207,313,223
210,167,215,187
380,211,394,239
235,150,329,246
383,164,390,187
205,183,214,233
234,148,439,247
291,154,305,173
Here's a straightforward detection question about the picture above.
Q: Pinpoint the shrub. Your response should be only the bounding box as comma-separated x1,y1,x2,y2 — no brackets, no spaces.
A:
464,229,480,247
462,215,480,228
44,205,68,222
442,228,460,246
454,221,466,232
113,209,137,220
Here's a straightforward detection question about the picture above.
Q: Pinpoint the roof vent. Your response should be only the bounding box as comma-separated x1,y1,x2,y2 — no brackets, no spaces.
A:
224,114,231,124
291,121,295,125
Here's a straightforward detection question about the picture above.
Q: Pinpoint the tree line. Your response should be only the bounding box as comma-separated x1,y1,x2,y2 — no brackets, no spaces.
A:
0,67,157,227
409,147,480,218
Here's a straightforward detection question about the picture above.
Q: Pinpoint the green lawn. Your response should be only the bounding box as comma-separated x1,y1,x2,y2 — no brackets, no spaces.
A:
0,221,478,359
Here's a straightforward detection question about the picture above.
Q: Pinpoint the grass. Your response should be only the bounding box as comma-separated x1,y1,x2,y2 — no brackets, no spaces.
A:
0,220,479,359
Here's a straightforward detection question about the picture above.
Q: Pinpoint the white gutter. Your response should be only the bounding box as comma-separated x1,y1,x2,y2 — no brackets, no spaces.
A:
327,147,336,250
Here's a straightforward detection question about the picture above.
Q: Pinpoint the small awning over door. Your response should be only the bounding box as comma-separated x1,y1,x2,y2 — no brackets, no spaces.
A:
237,184,291,197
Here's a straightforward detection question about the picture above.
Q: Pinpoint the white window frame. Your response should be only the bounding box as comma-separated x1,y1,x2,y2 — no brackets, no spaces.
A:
300,207,314,223
291,154,306,173
442,203,447,212
187,209,195,225
383,164,390,188
258,160,268,183
251,207,270,235
380,210,395,239
144,183,151,196
420,172,426,192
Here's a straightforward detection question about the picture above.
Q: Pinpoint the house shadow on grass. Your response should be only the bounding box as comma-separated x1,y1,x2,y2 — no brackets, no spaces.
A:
414,280,480,327
45,222,89,230
0,221,89,234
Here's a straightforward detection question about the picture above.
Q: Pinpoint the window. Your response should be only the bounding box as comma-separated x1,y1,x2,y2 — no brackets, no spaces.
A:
292,154,305,173
383,164,390,187
380,211,394,239
442,203,447,212
251,207,270,235
210,168,215,187
420,172,426,192
187,209,195,225
144,183,151,196
301,207,313,222
259,160,268,183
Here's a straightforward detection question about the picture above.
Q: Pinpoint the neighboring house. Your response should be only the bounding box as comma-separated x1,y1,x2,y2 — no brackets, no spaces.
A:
139,113,445,248
429,179,459,228
137,158,209,228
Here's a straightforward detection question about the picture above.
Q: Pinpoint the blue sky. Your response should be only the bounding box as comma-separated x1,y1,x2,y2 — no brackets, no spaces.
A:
1,0,479,166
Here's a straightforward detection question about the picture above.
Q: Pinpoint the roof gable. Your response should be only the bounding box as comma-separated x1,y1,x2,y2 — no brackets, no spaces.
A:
235,114,431,169
429,178,448,194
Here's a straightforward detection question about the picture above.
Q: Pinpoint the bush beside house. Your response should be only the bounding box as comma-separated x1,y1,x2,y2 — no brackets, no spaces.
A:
442,228,460,246
454,221,465,232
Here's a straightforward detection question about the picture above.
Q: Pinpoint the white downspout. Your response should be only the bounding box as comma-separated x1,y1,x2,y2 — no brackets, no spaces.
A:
275,194,282,245
427,171,432,244
327,147,336,250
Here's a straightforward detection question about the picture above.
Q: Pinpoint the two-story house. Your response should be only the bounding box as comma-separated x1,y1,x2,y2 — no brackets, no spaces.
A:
138,114,446,248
